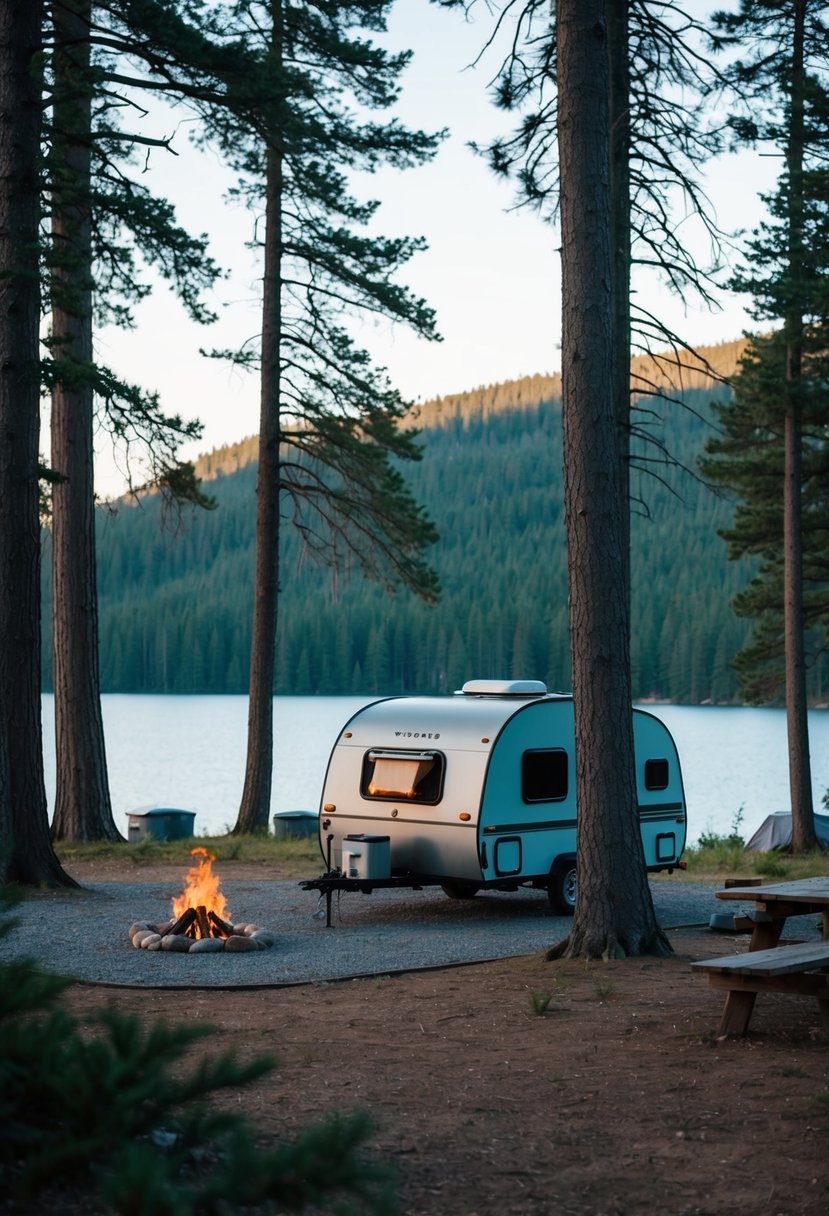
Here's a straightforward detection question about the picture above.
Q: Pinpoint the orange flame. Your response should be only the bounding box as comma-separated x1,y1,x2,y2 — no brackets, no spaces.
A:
171,847,230,933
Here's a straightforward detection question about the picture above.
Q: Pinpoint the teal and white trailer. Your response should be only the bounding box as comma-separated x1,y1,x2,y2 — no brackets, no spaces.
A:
306,679,687,917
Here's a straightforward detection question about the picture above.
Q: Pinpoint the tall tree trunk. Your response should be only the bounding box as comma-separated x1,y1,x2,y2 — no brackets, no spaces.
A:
553,0,666,958
783,0,816,852
607,0,631,611
0,0,75,885
235,133,282,833
50,0,119,843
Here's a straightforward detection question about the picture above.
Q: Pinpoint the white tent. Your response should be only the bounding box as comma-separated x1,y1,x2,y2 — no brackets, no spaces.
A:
744,810,829,851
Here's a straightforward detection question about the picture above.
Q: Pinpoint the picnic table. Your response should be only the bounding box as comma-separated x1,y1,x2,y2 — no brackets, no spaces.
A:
692,877,829,1036
712,875,829,950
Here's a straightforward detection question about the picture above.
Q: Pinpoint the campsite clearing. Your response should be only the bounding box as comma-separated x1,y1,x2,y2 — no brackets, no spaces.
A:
40,857,829,1216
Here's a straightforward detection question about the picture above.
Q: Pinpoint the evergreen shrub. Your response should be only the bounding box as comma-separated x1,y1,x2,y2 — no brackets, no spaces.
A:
0,897,392,1215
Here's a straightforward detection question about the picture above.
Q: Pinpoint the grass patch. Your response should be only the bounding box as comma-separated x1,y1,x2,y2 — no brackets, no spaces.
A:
754,853,790,878
680,843,827,883
56,833,322,877
529,991,553,1016
55,822,829,887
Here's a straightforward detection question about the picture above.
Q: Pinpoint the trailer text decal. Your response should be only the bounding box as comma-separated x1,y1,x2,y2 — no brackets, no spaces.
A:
394,731,441,739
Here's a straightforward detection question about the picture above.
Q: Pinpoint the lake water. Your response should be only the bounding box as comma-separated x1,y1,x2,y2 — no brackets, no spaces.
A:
40,695,829,847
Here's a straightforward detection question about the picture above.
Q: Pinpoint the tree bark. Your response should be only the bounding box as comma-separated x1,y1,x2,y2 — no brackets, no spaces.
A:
235,51,283,834
49,0,119,843
554,0,666,958
0,0,75,885
783,0,816,852
607,0,631,610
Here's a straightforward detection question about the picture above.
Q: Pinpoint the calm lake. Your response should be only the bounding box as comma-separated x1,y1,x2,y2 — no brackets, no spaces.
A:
41,695,829,848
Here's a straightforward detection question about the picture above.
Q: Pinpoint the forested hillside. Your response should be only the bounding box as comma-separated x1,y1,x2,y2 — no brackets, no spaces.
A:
39,341,829,703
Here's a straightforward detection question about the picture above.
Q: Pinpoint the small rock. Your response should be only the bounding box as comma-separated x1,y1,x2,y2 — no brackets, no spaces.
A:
189,937,226,953
128,922,151,942
141,933,162,950
224,934,258,952
250,929,275,948
132,930,155,948
161,934,192,952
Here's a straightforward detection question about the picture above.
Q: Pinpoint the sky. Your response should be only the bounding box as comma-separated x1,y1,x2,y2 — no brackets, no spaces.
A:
88,0,778,499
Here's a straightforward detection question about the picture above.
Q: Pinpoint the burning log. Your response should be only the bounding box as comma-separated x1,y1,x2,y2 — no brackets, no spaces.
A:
208,910,235,938
168,907,197,937
195,905,212,940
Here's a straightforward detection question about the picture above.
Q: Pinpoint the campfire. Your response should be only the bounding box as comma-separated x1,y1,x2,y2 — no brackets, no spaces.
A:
128,847,274,954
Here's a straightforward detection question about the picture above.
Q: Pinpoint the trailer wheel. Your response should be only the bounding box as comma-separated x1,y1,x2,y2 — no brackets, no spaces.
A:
440,880,480,900
548,864,577,915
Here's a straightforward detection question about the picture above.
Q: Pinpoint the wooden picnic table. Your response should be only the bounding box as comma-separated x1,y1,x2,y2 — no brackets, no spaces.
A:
713,876,829,951
692,877,829,1036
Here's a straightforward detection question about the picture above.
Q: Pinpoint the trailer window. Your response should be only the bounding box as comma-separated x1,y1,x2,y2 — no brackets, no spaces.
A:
360,750,445,804
522,749,568,803
644,758,669,790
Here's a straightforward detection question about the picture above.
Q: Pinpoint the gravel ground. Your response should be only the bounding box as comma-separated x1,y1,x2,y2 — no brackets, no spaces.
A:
2,876,807,989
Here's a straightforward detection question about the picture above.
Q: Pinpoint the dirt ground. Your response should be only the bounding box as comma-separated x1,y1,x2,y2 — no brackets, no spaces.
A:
54,860,829,1215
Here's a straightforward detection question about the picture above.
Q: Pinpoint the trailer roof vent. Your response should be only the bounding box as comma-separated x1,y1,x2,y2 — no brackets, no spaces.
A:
460,679,548,697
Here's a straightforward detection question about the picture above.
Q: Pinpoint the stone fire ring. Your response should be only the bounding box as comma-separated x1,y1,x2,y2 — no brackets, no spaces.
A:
128,920,275,954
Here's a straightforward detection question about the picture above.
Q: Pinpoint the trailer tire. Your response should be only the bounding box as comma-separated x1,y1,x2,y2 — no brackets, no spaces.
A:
440,880,480,900
548,864,577,915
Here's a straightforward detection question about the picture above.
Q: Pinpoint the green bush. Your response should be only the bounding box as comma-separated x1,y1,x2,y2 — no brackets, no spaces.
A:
696,806,745,851
684,840,747,873
683,807,749,873
755,854,789,878
0,897,392,1215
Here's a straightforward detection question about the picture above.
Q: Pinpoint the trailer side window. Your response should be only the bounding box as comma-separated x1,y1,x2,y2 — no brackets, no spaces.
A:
522,749,568,803
360,750,445,804
644,758,669,790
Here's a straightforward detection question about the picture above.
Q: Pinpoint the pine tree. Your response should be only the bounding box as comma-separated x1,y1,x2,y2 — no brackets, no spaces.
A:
45,0,228,843
468,0,724,533
0,0,74,885
48,0,118,843
552,0,668,959
190,0,442,833
703,0,829,851
44,0,325,842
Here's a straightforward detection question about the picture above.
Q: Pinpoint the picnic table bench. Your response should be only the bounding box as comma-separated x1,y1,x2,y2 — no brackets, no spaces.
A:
692,939,829,1036
693,878,829,1036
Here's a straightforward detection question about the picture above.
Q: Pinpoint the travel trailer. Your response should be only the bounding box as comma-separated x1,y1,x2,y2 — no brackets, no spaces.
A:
303,679,687,919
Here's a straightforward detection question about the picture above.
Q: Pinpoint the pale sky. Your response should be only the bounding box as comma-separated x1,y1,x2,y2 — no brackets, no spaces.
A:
87,0,776,498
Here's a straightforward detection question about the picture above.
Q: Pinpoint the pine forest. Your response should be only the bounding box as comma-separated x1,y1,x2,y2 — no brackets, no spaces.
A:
39,341,829,705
